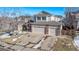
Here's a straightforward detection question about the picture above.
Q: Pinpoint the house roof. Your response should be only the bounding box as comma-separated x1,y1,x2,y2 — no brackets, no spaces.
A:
54,15,63,18
34,11,52,16
18,15,31,18
15,15,32,20
31,21,61,26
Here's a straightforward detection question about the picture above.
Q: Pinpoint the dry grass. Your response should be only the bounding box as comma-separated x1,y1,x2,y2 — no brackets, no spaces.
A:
2,34,23,44
53,35,77,51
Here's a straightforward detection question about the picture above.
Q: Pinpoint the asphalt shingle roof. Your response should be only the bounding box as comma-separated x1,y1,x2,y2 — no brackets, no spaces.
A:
34,11,52,16
31,21,61,26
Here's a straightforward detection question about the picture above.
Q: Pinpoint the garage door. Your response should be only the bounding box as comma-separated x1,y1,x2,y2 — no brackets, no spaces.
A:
49,27,56,36
32,26,44,34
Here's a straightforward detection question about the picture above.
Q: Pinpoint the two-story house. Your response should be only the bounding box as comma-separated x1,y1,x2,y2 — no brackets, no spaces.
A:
32,11,63,36
16,11,63,36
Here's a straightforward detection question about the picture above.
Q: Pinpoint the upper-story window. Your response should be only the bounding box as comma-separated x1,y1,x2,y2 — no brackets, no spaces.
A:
42,16,46,20
37,17,41,20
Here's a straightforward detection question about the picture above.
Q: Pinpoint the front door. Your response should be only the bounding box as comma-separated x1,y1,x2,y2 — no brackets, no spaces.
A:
22,24,27,31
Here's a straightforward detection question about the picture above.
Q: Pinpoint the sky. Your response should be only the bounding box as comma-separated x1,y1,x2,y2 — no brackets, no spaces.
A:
0,7,65,17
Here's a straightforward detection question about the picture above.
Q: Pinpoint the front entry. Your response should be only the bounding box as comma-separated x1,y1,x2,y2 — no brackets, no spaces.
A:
22,24,27,31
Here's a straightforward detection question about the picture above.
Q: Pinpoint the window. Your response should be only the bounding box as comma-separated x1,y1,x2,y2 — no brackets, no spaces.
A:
42,17,46,20
37,17,41,20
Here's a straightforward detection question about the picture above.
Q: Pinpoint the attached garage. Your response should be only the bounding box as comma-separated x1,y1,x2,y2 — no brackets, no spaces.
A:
31,21,62,36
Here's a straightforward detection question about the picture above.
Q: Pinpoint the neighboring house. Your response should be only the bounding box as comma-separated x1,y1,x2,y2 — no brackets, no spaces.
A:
74,12,79,30
16,16,33,22
17,21,25,32
16,16,33,31
65,7,79,30
31,21,62,36
53,15,64,22
65,10,79,30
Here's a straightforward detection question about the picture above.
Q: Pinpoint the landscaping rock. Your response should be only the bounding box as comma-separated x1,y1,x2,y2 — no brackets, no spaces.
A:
10,45,24,51
26,44,35,48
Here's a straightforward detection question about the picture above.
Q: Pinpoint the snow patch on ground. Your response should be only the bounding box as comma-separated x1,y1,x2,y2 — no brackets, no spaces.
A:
0,33,11,39
74,36,79,48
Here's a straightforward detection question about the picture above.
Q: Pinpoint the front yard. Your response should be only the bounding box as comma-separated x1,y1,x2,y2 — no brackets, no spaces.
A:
0,32,78,51
53,35,77,51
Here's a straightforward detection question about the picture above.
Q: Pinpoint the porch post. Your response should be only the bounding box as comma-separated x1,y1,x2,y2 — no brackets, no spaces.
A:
41,17,42,21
